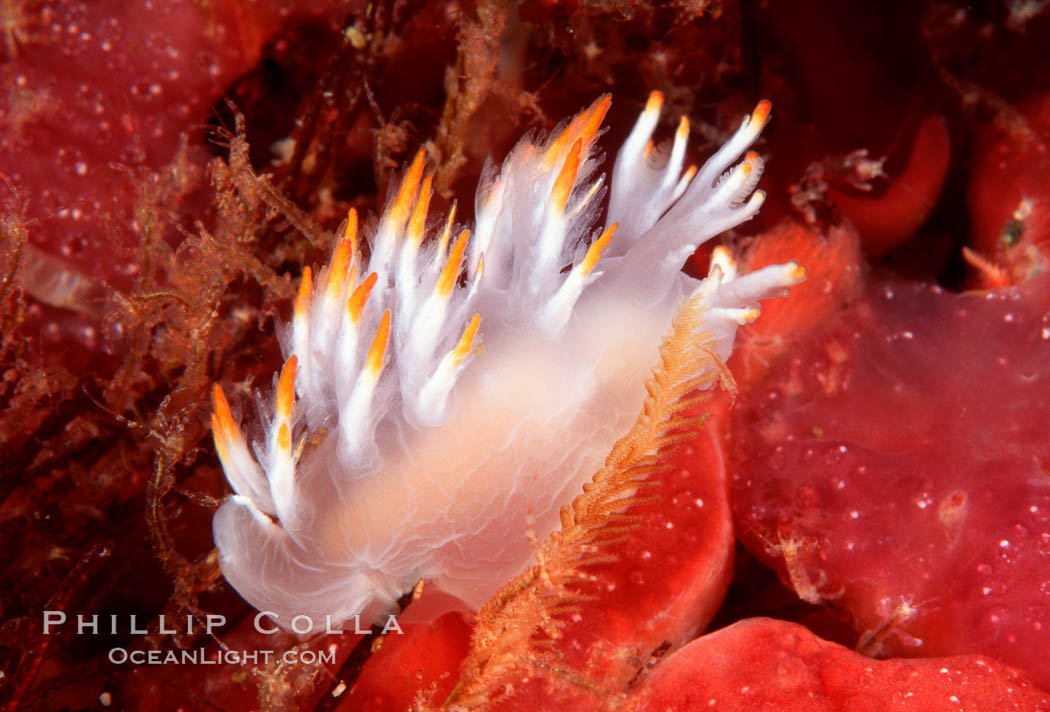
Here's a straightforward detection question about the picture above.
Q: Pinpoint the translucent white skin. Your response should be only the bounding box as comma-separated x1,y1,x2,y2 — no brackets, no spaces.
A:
211,93,804,630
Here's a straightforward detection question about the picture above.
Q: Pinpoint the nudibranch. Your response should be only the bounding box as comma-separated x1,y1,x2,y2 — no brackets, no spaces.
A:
211,93,804,629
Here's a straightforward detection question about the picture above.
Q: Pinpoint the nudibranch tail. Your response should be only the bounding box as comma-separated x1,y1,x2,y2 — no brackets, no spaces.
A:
212,94,804,631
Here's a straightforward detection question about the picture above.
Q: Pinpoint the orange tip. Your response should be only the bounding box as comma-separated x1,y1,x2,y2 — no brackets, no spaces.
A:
551,139,583,213
326,239,353,299
366,310,392,374
752,100,772,127
276,355,297,420
211,385,235,438
451,313,481,366
579,94,612,146
710,245,734,266
347,272,378,324
581,223,618,276
543,125,573,170
391,148,426,226
344,207,359,253
437,230,469,297
437,202,457,255
408,174,434,246
646,90,664,114
295,266,313,317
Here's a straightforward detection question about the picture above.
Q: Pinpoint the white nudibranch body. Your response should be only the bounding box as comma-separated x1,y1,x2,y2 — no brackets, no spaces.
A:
211,93,804,629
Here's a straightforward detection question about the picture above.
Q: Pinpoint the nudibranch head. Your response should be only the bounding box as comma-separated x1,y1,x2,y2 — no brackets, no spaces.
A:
212,94,803,629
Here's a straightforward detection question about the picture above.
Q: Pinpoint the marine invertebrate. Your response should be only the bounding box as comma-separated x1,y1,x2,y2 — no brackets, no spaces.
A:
633,618,1050,711
731,273,1050,687
210,93,804,629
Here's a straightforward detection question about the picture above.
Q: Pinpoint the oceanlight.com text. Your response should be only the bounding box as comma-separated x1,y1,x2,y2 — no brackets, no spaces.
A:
107,648,336,666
